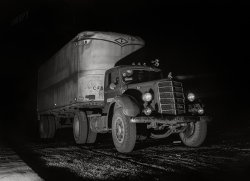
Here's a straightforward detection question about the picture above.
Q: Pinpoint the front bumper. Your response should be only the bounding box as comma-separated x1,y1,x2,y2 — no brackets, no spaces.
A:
130,115,210,125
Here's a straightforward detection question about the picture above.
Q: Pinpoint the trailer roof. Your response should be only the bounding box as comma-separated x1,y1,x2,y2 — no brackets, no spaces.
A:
73,31,145,47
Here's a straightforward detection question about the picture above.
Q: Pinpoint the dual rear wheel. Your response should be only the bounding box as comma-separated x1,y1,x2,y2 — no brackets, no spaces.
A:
73,111,97,144
73,108,137,152
39,115,56,139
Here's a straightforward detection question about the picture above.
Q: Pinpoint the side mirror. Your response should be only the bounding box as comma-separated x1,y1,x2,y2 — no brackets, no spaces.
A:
109,83,116,90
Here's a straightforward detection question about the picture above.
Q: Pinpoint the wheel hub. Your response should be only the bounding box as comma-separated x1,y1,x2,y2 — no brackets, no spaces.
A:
115,117,125,143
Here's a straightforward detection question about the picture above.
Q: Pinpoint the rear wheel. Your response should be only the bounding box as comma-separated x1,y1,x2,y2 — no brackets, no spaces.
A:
86,112,97,144
179,118,207,147
39,116,49,139
39,115,56,139
86,128,97,144
47,116,56,138
73,111,88,144
112,108,136,153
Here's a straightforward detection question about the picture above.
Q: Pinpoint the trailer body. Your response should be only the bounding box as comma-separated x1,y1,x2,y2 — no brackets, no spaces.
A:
37,31,145,113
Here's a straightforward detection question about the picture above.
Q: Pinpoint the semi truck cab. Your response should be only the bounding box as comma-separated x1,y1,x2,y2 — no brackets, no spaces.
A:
99,65,209,153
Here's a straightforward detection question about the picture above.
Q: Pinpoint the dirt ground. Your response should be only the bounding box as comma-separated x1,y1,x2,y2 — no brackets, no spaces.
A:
1,125,250,181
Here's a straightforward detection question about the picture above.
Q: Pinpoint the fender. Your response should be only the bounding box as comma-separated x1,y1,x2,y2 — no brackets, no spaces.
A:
114,95,140,117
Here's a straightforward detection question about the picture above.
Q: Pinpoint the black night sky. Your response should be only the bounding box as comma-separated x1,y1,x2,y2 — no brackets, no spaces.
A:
0,0,249,138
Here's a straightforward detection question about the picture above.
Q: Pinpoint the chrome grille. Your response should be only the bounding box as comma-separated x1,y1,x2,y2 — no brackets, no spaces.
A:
158,81,185,115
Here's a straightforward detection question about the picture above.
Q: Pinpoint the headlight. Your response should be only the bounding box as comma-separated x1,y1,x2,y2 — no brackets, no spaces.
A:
143,107,152,115
142,92,152,102
187,92,195,102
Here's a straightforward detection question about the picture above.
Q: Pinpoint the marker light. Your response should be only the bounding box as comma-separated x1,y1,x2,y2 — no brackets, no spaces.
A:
142,92,153,102
198,108,204,115
187,93,195,102
127,69,133,74
143,107,152,115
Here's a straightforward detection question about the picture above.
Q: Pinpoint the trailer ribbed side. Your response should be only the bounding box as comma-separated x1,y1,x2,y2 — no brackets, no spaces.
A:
37,31,144,113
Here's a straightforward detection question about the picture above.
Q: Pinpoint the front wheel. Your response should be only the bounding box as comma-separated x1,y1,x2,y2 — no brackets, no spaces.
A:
179,118,207,147
112,108,136,153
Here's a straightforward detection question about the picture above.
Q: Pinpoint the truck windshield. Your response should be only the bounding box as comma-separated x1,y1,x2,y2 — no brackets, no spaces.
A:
122,69,163,84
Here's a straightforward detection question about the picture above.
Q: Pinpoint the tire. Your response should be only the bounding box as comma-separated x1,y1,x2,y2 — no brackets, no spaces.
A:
73,111,88,144
47,116,56,139
179,118,207,147
39,116,49,139
86,128,97,144
112,108,136,153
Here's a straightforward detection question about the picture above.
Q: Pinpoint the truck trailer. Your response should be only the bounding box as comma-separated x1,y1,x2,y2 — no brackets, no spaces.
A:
37,31,209,153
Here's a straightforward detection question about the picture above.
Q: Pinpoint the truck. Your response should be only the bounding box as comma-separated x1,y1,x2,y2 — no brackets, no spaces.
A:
37,31,209,153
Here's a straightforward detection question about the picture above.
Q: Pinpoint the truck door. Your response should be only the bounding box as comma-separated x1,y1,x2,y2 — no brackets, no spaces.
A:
104,68,121,105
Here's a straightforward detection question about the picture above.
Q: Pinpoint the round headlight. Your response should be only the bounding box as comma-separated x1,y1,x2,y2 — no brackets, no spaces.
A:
187,92,195,102
142,92,153,102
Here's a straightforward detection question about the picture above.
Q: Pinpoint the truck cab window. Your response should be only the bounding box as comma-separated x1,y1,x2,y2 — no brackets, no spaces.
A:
106,70,119,90
108,73,112,86
122,69,163,84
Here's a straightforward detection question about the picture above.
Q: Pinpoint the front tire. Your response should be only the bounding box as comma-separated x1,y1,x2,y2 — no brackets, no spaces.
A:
112,108,136,153
179,118,207,147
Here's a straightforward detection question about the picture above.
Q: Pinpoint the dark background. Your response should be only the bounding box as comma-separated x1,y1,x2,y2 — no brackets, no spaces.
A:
0,0,249,139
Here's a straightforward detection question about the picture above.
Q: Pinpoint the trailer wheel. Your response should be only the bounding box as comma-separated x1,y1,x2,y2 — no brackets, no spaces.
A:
47,116,56,138
86,128,97,144
179,118,207,147
39,116,49,139
112,108,136,153
73,111,88,144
